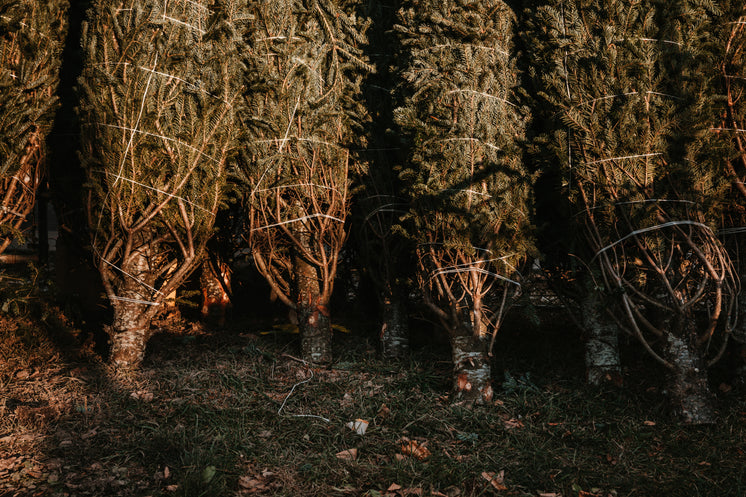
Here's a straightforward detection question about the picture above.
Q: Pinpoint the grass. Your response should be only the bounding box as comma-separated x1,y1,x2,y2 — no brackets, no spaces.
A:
1,282,746,497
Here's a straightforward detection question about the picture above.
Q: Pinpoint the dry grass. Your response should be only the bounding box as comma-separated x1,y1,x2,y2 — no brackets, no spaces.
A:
1,279,746,497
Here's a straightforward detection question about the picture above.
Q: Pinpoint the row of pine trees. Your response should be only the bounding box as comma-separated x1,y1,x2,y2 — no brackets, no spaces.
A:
1,0,745,423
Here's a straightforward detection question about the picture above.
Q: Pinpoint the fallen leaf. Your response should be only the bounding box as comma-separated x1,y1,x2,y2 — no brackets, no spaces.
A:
400,439,431,460
346,419,369,435
377,404,391,420
164,466,170,479
503,418,524,430
643,420,656,426
336,448,358,460
482,470,507,491
165,484,179,492
387,483,402,492
238,476,266,491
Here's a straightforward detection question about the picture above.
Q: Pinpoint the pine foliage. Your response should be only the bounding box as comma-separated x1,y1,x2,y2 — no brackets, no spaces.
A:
715,1,746,340
79,0,246,322
393,0,533,339
0,0,69,253
355,0,411,303
239,0,371,310
525,0,736,367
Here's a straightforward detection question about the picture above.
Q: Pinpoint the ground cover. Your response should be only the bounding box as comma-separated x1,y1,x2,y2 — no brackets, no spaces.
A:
1,286,746,497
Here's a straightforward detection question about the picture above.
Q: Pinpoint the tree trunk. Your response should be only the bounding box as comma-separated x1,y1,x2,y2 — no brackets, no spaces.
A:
200,257,232,328
582,291,622,386
108,314,150,369
294,249,332,364
451,334,493,405
380,295,409,360
298,299,332,364
662,320,716,424
107,248,154,370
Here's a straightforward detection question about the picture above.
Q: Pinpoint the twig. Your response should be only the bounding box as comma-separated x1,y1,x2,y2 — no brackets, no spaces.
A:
276,354,331,423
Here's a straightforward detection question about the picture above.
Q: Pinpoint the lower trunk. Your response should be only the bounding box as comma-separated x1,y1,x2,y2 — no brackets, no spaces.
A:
298,301,332,364
662,321,716,424
451,334,493,405
200,257,232,328
380,296,409,360
582,291,622,386
294,247,332,364
107,246,155,370
108,312,150,369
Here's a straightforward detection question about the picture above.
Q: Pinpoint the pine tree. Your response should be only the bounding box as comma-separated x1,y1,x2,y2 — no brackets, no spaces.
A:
715,2,746,341
0,0,69,255
525,0,735,423
355,0,413,360
238,0,372,364
78,0,247,369
394,0,533,404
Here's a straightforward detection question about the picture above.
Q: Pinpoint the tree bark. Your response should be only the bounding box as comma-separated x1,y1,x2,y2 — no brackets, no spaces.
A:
582,291,622,386
451,334,493,405
108,317,149,369
106,247,154,370
662,319,716,424
380,295,409,360
294,248,332,364
298,299,332,364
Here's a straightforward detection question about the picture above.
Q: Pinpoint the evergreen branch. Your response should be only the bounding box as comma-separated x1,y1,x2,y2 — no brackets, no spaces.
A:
113,53,159,188
593,221,714,261
161,15,206,34
447,89,516,107
429,43,508,57
636,37,682,46
583,152,662,165
90,123,221,163
429,266,520,287
435,137,501,151
250,213,345,232
94,170,214,215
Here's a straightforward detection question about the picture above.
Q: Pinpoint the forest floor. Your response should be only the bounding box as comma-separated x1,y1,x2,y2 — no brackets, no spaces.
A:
1,269,746,497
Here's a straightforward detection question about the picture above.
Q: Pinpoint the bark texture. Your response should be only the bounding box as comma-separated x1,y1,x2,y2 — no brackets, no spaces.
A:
108,320,149,368
380,296,409,360
582,292,622,386
663,325,716,425
295,246,332,364
298,301,332,365
451,335,493,405
106,247,154,369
